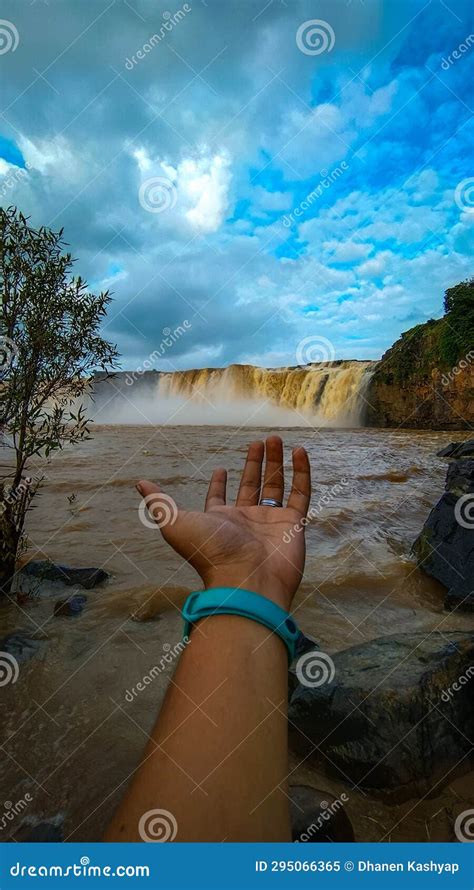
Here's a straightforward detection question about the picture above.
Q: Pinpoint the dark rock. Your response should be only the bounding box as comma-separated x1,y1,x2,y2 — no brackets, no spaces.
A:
413,457,474,612
0,632,45,663
23,822,64,842
289,632,474,796
290,786,354,843
53,595,87,617
437,440,474,459
289,633,320,698
22,561,109,589
445,589,474,612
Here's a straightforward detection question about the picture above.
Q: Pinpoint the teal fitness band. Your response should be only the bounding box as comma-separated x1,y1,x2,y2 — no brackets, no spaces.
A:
182,587,301,662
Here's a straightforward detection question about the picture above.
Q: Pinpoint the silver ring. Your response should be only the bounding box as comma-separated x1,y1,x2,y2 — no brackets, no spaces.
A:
259,497,283,508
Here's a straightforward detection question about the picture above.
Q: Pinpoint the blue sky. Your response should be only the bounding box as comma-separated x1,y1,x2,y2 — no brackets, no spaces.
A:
0,0,473,371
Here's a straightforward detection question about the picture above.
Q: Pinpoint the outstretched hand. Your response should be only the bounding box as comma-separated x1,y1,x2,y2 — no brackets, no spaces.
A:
137,436,311,611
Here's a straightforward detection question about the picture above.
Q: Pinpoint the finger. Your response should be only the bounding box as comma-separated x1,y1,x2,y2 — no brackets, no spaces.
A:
136,480,180,532
236,440,264,506
286,447,311,515
260,435,284,504
205,467,227,510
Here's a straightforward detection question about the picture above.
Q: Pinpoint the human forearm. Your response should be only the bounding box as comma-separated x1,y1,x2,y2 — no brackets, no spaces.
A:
105,612,291,842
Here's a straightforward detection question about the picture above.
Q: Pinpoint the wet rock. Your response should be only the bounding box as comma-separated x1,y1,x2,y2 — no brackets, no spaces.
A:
23,822,64,842
437,440,474,459
53,595,87,617
413,457,474,612
0,632,45,663
290,786,354,842
289,632,474,796
289,633,320,698
22,561,109,589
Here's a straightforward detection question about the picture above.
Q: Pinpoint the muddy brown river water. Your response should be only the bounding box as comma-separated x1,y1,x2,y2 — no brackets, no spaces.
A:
1,425,473,842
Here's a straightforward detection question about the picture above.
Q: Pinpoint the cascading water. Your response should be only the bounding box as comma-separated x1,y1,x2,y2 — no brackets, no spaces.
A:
91,362,376,427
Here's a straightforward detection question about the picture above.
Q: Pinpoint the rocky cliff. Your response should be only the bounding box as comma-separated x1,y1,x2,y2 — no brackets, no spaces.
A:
366,280,474,430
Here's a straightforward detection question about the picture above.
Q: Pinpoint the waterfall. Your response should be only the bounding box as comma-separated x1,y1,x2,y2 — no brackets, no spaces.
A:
91,362,376,427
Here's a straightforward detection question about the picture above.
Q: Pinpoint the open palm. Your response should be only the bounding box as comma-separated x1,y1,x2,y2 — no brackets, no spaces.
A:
137,437,311,610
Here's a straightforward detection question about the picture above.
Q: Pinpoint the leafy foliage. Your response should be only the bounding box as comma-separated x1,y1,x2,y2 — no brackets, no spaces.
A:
0,206,119,593
375,278,474,386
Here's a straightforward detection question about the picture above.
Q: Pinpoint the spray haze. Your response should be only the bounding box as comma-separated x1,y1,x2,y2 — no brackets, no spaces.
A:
90,362,376,427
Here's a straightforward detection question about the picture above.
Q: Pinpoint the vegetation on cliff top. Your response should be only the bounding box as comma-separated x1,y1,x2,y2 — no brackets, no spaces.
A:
374,278,474,385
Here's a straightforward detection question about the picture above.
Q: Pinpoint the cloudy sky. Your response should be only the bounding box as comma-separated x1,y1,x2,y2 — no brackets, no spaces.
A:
0,0,473,372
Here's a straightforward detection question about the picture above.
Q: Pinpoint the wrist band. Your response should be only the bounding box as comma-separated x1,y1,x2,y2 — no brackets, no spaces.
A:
182,587,301,662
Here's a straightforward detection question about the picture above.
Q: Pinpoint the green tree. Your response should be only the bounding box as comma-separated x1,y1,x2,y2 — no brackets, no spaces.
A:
0,206,118,597
440,277,474,366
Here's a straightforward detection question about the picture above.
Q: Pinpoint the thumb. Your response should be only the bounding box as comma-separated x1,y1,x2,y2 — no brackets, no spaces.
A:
136,480,180,534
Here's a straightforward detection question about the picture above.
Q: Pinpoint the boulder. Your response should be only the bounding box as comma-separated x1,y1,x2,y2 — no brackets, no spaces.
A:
21,561,109,589
0,632,46,664
413,457,474,612
437,440,474,459
53,594,87,617
289,632,474,796
290,786,354,842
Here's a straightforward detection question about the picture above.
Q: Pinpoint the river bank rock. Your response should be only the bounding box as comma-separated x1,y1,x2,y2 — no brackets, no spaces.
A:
289,786,354,842
21,561,109,590
413,456,474,612
0,631,46,663
437,439,474,459
289,632,474,797
53,595,87,617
